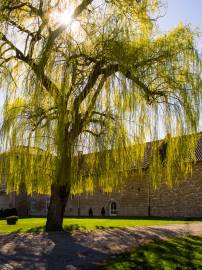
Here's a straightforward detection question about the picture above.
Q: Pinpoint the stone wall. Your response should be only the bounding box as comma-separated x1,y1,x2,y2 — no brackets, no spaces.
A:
15,188,30,216
5,161,202,218
150,161,202,217
65,162,202,218
65,175,150,217
0,193,10,209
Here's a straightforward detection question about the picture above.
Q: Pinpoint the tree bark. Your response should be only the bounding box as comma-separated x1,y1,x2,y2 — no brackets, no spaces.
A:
45,113,72,232
46,183,70,231
46,143,71,231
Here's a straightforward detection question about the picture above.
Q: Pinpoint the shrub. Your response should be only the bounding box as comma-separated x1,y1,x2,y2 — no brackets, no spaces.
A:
4,208,18,218
0,209,4,219
6,216,19,225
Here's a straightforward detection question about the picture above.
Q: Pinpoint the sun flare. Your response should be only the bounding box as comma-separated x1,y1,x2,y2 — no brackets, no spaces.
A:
50,6,85,42
50,6,74,26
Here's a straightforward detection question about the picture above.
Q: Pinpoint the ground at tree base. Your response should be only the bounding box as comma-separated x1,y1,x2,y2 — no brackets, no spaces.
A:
0,222,202,270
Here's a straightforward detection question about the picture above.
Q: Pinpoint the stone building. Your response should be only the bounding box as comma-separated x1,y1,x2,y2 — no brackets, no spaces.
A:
1,135,202,218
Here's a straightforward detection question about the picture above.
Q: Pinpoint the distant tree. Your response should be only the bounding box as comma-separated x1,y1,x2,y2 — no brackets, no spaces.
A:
0,0,201,231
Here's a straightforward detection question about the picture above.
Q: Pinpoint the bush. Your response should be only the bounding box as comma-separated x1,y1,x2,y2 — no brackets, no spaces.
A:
0,209,4,219
6,216,19,225
4,208,18,218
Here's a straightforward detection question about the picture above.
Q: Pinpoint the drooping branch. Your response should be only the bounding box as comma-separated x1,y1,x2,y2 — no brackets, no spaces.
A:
0,32,60,99
73,63,102,113
7,19,44,58
8,20,35,37
121,69,168,103
0,56,15,68
0,32,28,61
84,63,119,117
73,0,93,17
1,1,43,18
31,63,60,98
92,111,115,120
70,63,119,139
83,129,105,137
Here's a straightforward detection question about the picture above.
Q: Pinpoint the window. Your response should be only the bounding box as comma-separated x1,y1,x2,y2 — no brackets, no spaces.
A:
110,201,117,216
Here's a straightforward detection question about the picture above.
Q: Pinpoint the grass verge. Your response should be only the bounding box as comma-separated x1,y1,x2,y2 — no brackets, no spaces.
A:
0,217,196,233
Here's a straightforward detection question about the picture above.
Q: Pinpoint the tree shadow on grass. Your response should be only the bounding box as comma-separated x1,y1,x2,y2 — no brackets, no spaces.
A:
26,226,45,232
96,226,117,230
0,228,107,270
8,224,87,233
104,235,202,270
24,224,88,233
63,224,87,231
44,231,107,270
0,224,202,270
25,224,88,232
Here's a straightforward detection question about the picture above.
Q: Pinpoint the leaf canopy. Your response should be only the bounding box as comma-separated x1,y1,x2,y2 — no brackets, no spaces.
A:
0,0,201,194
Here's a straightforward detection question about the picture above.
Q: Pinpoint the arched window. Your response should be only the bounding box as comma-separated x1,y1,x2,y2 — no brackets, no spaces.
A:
110,201,117,216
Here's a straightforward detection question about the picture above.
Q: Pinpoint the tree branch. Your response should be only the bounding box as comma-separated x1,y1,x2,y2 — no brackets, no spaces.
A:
8,20,35,37
0,32,28,62
124,70,167,103
2,2,43,17
92,111,115,120
0,32,60,98
31,63,60,98
84,63,119,117
73,63,102,113
38,0,93,71
0,56,15,68
70,63,118,138
83,129,105,137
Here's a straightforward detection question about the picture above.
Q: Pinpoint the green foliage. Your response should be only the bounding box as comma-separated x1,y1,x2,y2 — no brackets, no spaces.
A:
0,0,201,195
6,215,19,225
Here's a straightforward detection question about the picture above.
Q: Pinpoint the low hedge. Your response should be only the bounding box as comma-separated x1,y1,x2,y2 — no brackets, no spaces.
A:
0,208,18,218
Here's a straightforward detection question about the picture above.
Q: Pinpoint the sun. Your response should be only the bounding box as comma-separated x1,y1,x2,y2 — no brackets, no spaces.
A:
50,6,74,26
50,5,86,42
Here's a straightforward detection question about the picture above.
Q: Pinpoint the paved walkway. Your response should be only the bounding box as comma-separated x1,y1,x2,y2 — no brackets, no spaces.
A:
0,222,202,270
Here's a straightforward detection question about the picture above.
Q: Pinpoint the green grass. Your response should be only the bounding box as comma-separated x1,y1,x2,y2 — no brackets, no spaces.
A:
0,217,196,233
104,235,202,270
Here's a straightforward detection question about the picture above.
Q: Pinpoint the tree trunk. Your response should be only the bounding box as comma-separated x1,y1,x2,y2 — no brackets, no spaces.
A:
45,114,72,232
46,183,70,231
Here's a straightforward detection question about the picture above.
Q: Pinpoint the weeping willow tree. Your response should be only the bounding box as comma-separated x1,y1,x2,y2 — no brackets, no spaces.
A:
0,0,201,231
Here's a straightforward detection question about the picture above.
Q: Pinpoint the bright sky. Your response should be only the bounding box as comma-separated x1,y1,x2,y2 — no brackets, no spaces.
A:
0,0,202,115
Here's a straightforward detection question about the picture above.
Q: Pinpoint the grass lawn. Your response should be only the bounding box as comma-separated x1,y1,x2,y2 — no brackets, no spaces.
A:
0,217,196,233
104,235,202,270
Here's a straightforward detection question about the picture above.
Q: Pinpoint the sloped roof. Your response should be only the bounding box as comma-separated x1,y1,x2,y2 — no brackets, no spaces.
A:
140,133,202,169
196,135,202,161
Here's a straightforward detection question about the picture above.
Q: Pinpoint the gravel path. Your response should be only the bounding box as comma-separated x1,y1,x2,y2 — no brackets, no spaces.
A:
0,222,202,270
